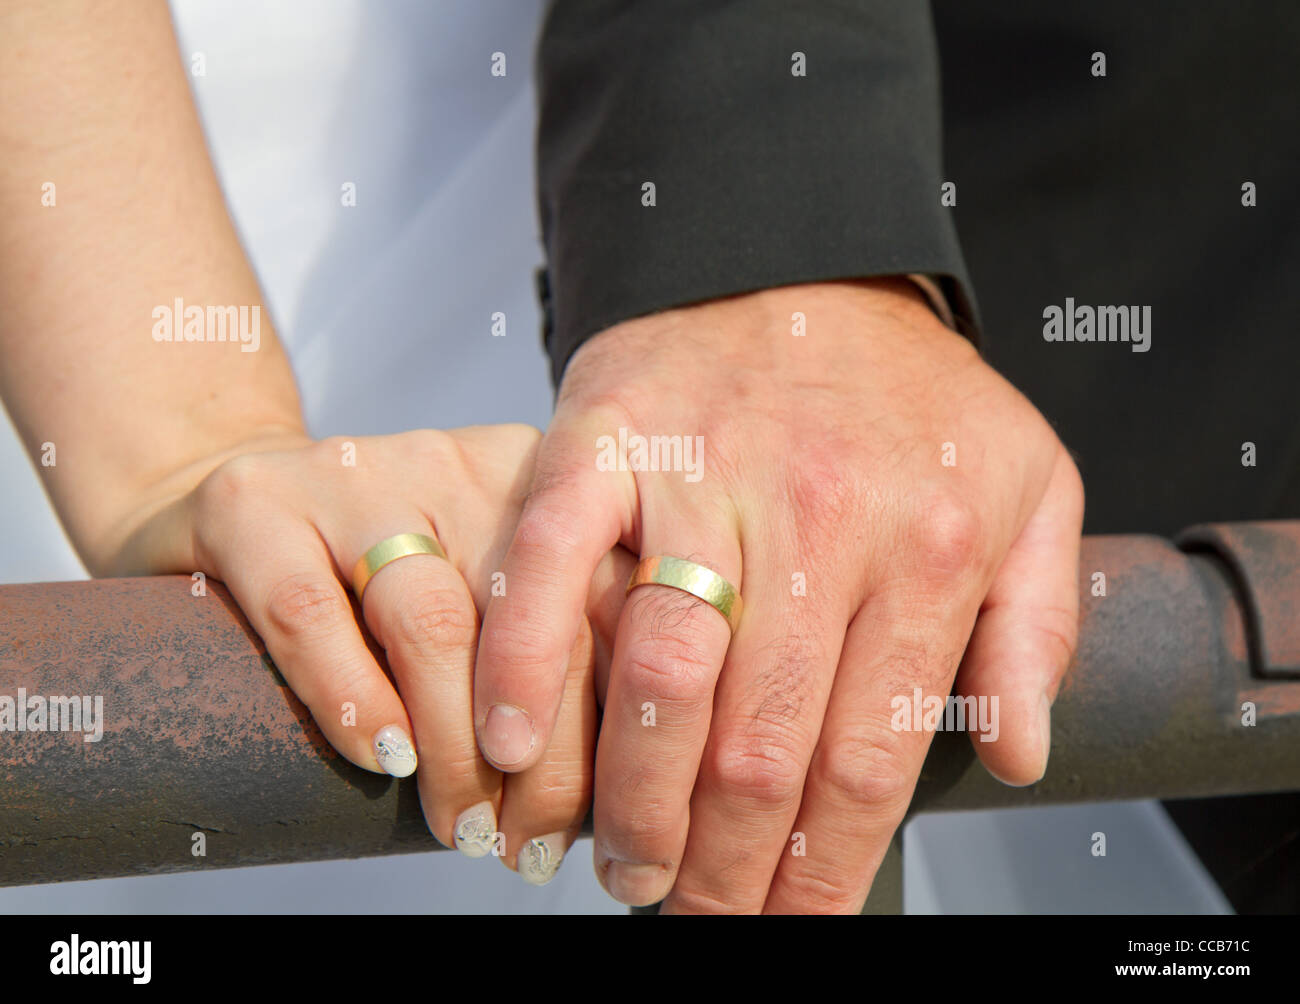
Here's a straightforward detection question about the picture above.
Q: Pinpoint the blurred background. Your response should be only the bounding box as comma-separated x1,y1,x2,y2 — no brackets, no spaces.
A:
0,0,1228,914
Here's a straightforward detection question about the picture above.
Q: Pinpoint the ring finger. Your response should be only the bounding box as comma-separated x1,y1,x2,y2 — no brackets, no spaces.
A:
324,512,503,854
592,497,741,906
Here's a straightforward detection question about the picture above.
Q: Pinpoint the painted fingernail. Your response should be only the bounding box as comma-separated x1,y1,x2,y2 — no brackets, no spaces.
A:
372,725,417,778
602,860,672,906
517,831,566,886
481,704,535,767
454,801,498,859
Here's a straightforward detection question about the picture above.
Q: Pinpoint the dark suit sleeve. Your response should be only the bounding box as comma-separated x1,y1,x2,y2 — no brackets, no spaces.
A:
535,0,978,385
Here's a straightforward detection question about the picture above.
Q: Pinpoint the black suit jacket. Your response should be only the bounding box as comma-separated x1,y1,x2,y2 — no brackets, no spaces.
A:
534,0,1300,535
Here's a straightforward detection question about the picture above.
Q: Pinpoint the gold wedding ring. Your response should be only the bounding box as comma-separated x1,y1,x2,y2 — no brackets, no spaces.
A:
626,555,743,634
352,532,447,601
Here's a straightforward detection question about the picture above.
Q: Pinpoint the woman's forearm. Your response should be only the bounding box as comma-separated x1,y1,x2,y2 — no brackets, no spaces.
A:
0,0,306,573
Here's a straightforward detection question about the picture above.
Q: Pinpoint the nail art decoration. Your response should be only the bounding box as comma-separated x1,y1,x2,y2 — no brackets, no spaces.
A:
454,801,497,859
372,725,417,778
518,832,565,886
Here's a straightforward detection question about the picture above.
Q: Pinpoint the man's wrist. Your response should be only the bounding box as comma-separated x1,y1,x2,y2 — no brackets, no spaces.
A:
559,276,949,400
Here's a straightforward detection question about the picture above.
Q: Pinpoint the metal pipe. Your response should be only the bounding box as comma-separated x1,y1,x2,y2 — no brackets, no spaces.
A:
912,524,1300,813
1,523,1297,887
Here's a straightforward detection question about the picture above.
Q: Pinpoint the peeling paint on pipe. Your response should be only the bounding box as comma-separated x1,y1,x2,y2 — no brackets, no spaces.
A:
1,524,1298,887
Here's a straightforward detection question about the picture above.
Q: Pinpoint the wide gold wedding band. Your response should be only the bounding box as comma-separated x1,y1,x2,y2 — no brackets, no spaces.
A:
352,532,447,600
625,555,743,635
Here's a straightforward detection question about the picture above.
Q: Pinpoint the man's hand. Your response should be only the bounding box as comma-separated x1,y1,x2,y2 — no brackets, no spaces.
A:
475,277,1084,913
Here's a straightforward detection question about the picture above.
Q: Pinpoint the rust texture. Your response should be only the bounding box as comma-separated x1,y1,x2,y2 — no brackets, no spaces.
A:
913,528,1300,812
1176,521,1300,678
2,524,1299,887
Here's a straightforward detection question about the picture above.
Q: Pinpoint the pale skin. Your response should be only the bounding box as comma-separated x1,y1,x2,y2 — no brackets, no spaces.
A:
3,1,1086,910
0,0,629,875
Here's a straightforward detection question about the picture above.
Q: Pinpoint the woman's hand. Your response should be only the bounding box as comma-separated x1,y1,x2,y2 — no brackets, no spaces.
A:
2,0,629,887
111,424,634,883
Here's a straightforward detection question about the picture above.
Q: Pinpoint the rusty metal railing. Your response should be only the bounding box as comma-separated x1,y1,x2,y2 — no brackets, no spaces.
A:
1,522,1298,891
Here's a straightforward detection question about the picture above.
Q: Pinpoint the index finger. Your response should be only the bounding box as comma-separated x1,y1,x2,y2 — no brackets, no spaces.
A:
474,415,630,771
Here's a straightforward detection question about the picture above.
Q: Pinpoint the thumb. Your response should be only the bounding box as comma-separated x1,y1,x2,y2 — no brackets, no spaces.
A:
954,449,1085,785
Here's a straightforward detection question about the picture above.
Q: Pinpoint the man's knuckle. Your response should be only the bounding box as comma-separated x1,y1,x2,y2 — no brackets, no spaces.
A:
707,732,806,807
777,870,864,915
616,586,726,696
814,736,914,808
621,651,714,706
669,886,757,915
512,497,588,563
916,491,985,576
481,619,566,676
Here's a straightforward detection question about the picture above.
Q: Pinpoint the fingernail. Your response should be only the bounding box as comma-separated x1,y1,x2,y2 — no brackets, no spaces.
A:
454,801,498,859
372,725,417,777
481,704,535,767
602,860,672,906
1038,693,1053,774
517,831,566,886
